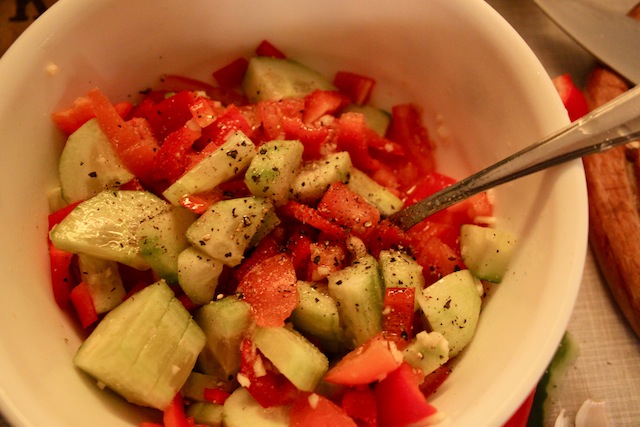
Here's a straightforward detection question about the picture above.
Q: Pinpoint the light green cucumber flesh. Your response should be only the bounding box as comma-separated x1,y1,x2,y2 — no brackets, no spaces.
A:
187,401,223,427
460,223,516,283
252,325,329,392
327,254,384,348
417,269,483,357
58,118,134,204
195,296,252,379
403,330,450,375
242,56,336,103
291,152,353,203
181,371,237,403
73,281,205,410
222,387,290,427
244,139,304,205
77,253,126,314
177,247,225,305
343,104,391,136
49,190,172,270
163,131,256,206
346,168,403,216
378,248,424,310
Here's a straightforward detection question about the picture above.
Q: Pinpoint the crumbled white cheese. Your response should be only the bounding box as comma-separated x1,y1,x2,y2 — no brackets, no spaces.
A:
236,373,251,388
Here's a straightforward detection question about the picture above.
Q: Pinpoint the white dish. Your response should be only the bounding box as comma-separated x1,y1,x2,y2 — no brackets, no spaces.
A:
0,0,587,426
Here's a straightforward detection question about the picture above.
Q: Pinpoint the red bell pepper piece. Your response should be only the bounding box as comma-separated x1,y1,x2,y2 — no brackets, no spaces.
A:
153,125,201,183
69,282,98,328
374,363,438,427
48,242,75,310
203,387,231,405
340,387,378,427
51,95,132,135
255,40,287,58
333,71,376,106
290,393,358,427
163,394,190,427
502,389,536,427
47,201,82,232
279,201,347,240
235,254,299,327
382,287,415,348
303,89,349,124
552,73,588,122
212,57,249,88
317,182,381,240
386,104,436,177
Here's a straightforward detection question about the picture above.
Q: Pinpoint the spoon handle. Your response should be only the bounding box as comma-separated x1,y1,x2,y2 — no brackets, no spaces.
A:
390,85,640,230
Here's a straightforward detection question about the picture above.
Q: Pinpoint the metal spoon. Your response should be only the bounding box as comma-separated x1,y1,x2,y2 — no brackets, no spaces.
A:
389,85,640,230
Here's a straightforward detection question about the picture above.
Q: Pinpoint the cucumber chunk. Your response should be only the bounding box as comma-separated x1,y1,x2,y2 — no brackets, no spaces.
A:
252,325,329,392
58,118,134,204
460,224,516,283
242,56,336,103
327,254,385,348
343,104,391,136
139,206,198,283
403,330,450,375
181,371,236,402
187,401,223,426
291,152,352,202
244,139,304,205
222,387,290,427
163,131,256,206
49,190,172,270
195,296,252,379
291,281,345,353
177,247,225,305
77,253,126,314
74,281,205,410
378,249,425,310
346,168,403,216
186,196,276,267
417,270,483,357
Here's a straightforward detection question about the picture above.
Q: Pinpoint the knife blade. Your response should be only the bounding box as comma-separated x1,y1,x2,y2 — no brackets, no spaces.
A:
534,0,640,85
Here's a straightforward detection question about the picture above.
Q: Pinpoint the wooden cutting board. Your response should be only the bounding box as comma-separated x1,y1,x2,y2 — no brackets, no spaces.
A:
582,4,640,338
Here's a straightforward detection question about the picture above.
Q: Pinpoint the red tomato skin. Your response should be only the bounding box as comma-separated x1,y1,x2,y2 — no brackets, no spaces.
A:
290,393,358,427
324,335,402,386
303,89,349,124
374,363,438,427
154,125,201,183
69,282,98,328
333,71,376,106
51,95,132,135
341,388,378,427
141,90,198,141
382,287,415,349
236,254,299,327
212,57,249,88
552,73,588,122
386,104,436,178
317,182,381,240
48,242,75,310
255,40,287,58
279,201,348,240
203,387,231,405
163,394,191,427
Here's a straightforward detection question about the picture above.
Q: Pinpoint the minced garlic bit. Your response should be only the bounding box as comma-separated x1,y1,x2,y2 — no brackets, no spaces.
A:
45,62,59,76
252,356,267,377
575,399,611,427
236,373,251,388
307,393,320,409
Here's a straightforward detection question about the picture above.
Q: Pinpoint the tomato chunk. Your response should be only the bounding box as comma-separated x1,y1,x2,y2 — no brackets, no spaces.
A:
212,57,249,88
69,282,98,328
255,40,287,58
48,242,75,310
333,71,376,106
324,335,402,385
290,393,357,427
317,182,380,240
552,73,588,122
236,254,298,327
51,95,132,135
382,287,415,348
340,388,378,427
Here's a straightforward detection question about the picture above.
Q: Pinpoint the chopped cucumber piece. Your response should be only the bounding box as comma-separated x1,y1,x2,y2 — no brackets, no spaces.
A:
163,131,256,206
74,281,205,410
244,139,304,205
291,152,352,202
327,254,384,348
139,206,197,283
186,196,275,267
343,104,391,136
222,387,290,427
291,281,345,353
346,168,403,216
460,224,516,283
77,253,126,314
242,56,335,103
187,401,223,426
195,296,251,379
403,330,449,375
417,270,483,357
58,118,134,204
252,326,329,392
49,190,172,270
177,247,224,305
379,249,425,310
181,371,236,402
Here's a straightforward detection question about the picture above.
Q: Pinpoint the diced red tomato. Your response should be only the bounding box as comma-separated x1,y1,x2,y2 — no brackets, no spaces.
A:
386,104,435,178
48,242,75,310
409,235,463,285
404,172,456,208
191,104,253,159
239,339,300,407
280,116,332,160
336,112,381,172
340,387,378,427
279,201,347,240
154,125,201,183
163,394,190,427
235,253,298,327
233,228,285,283
364,219,412,258
188,96,224,129
69,282,98,328
51,95,132,135
119,178,146,192
178,189,225,215
374,363,438,427
285,225,315,279
138,91,199,141
255,40,287,58
382,287,415,348
203,387,231,405
333,71,376,106
419,364,451,397
303,89,349,124
212,57,249,88
324,335,402,386
317,182,380,240
290,393,358,427
253,98,305,143
306,240,347,282
552,73,588,122
47,201,82,232
87,88,160,184
502,390,536,427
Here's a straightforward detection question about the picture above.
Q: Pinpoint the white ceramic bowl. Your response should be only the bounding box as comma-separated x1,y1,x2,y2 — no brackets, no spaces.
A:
0,0,587,426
